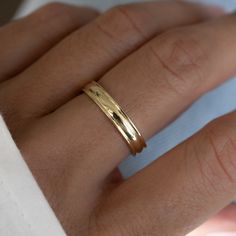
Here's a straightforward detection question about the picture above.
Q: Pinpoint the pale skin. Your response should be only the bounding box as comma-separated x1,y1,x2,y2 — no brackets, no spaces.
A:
1,1,236,235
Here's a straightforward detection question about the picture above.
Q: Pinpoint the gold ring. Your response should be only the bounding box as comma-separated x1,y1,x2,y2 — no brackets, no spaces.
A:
83,81,146,155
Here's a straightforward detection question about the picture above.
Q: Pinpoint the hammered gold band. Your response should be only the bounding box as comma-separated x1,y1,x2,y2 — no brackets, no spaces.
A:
83,81,146,155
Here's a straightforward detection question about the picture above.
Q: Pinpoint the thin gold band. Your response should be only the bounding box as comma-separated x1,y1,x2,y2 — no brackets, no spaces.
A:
83,81,146,155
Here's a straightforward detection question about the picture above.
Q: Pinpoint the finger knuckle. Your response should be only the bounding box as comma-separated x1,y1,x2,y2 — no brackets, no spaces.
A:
36,2,68,16
31,2,74,24
95,5,145,42
204,117,236,187
149,29,208,97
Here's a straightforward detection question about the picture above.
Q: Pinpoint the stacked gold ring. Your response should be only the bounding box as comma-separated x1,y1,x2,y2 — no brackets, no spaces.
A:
83,81,146,155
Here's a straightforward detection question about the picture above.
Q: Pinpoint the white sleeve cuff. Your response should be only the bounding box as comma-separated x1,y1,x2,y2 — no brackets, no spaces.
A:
0,116,66,236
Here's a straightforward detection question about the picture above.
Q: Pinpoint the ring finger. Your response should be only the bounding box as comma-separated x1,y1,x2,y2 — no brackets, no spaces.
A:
47,11,236,180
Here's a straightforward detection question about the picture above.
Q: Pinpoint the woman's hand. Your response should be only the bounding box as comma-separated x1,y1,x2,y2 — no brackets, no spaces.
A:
0,1,235,235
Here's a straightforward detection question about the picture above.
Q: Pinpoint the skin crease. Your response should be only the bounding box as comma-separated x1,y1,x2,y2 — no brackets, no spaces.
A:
1,1,236,236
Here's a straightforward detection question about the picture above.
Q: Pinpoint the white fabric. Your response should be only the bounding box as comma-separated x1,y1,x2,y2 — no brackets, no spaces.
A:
0,116,66,236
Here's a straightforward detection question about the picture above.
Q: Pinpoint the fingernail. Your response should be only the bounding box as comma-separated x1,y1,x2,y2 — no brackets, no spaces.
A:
207,232,236,236
205,5,226,16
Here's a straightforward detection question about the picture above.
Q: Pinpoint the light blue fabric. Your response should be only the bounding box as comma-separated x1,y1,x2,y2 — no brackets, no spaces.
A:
120,0,236,178
17,1,236,20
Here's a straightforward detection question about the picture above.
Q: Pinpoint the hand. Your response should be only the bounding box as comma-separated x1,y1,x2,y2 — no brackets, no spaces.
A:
0,2,235,236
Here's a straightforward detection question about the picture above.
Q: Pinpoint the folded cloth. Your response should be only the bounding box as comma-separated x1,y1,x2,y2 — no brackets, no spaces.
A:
0,116,66,236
